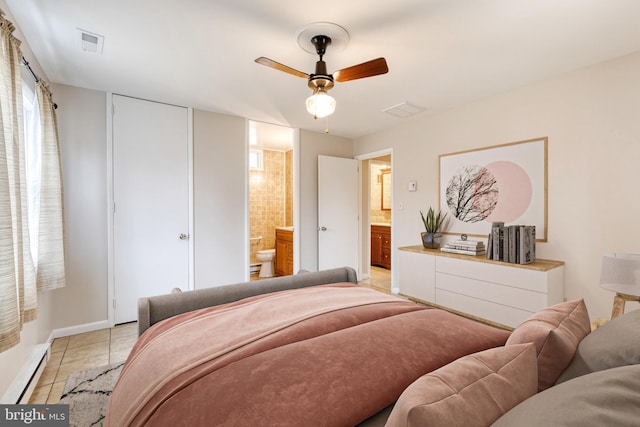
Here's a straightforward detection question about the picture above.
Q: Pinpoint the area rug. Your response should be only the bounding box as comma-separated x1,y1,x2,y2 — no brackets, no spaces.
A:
59,362,124,427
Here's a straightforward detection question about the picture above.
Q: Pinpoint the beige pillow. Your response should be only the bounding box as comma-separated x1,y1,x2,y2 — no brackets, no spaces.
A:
556,308,640,384
492,364,640,427
385,343,537,427
506,299,590,391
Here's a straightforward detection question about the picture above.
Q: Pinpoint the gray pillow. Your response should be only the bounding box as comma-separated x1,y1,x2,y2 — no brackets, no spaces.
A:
492,364,640,427
556,308,640,384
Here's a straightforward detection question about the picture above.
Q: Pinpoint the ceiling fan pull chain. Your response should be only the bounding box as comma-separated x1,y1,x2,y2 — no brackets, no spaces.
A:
325,115,330,134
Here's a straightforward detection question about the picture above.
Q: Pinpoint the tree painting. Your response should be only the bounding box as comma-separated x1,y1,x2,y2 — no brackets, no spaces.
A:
446,165,499,223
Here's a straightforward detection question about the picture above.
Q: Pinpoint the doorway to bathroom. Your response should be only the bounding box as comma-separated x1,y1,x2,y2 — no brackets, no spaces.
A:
356,150,393,293
248,120,296,280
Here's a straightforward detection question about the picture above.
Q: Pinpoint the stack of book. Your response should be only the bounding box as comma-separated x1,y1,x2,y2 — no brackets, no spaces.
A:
486,222,536,264
441,239,486,256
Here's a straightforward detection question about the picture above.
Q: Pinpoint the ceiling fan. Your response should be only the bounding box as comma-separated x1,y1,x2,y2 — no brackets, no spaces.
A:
255,26,388,119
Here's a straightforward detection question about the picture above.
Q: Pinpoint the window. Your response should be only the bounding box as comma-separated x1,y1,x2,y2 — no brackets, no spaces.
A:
23,80,42,268
249,148,264,171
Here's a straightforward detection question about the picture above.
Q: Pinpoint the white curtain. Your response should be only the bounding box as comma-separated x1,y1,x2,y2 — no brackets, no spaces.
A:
35,82,65,290
0,10,37,352
0,9,65,353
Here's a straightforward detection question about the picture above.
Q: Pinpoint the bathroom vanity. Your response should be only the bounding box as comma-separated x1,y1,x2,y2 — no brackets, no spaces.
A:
371,224,391,269
275,227,294,276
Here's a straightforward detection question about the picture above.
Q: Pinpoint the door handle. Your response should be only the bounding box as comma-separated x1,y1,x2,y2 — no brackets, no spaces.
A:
317,226,327,231
179,233,189,240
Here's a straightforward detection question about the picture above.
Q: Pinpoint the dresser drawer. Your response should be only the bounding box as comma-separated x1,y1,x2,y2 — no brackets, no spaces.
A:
435,256,549,293
436,289,533,328
436,272,548,313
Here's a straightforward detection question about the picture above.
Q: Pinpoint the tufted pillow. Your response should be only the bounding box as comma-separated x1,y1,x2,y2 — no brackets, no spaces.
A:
556,308,640,384
384,343,537,427
506,299,590,391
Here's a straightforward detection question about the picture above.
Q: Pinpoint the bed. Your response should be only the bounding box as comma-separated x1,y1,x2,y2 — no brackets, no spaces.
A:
106,280,510,426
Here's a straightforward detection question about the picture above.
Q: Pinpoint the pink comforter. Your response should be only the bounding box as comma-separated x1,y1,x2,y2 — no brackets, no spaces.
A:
106,283,509,426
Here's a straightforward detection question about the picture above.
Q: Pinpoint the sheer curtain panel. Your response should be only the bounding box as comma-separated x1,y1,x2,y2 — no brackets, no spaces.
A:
0,10,37,352
35,83,65,291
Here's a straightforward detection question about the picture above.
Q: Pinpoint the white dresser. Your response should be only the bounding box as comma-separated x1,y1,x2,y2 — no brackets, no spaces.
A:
398,246,564,328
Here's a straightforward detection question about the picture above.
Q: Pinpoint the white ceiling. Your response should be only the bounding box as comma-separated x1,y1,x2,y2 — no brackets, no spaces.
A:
5,0,640,139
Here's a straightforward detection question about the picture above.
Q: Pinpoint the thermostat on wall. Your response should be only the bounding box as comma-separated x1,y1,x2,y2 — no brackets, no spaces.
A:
408,181,417,192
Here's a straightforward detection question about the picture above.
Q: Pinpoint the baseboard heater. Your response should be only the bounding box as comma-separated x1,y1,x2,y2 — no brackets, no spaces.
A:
1,343,50,404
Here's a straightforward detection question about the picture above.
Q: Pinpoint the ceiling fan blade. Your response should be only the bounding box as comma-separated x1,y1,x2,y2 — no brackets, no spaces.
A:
255,57,309,79
333,57,388,82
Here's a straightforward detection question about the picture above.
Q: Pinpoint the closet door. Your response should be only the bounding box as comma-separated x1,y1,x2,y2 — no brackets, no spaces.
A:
112,95,189,324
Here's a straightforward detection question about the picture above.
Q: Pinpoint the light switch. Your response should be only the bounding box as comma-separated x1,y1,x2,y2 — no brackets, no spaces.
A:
408,181,417,192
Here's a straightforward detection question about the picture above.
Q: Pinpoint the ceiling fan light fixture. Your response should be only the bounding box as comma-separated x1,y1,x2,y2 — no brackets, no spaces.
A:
306,89,335,119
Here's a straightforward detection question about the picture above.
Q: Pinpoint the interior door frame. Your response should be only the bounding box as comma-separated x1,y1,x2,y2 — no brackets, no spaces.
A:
355,148,395,291
106,93,195,327
244,122,300,281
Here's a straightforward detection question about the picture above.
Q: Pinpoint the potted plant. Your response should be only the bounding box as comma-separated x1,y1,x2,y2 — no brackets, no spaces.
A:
420,207,448,249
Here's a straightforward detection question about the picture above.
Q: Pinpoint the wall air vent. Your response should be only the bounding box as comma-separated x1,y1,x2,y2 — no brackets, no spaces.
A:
76,28,104,54
382,101,426,118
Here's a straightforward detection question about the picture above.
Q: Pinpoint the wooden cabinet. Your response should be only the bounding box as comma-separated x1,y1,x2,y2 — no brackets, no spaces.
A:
371,225,391,269
275,228,294,276
398,246,564,328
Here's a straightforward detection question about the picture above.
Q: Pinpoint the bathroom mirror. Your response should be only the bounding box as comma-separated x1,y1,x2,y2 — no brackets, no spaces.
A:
381,169,391,210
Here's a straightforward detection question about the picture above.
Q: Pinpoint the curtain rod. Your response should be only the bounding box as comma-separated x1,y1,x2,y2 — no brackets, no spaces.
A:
21,56,58,109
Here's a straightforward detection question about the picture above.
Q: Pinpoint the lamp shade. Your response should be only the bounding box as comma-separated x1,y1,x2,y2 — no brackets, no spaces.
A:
599,253,640,297
306,90,335,118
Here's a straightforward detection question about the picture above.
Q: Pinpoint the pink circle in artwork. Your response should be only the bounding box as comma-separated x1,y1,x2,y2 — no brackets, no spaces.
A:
484,161,532,222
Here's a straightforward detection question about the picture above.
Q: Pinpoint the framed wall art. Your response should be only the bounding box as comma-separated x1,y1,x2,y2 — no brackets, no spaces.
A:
439,137,547,241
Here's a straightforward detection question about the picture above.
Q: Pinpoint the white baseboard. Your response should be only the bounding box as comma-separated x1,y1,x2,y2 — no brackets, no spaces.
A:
52,320,111,339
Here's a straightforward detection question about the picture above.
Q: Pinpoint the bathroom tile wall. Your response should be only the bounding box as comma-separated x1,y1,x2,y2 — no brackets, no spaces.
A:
370,162,391,224
249,149,288,264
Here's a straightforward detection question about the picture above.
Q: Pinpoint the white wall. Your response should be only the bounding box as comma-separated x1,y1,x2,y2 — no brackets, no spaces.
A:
193,110,247,287
354,52,640,321
298,130,353,271
52,84,109,328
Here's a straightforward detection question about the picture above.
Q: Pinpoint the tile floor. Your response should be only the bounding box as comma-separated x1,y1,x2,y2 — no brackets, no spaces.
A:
359,265,392,294
29,322,138,404
28,266,391,405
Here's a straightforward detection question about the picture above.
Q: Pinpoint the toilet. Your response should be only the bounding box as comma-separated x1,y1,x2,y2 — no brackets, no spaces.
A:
256,249,276,278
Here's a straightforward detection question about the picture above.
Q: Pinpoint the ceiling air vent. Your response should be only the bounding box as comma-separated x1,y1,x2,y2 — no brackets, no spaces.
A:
382,101,425,118
76,28,104,54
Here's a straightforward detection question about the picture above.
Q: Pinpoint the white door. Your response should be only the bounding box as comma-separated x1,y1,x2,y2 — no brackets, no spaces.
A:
318,155,358,272
113,95,189,324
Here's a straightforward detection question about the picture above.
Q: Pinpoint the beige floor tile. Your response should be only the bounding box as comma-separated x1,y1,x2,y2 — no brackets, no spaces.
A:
50,337,69,353
360,266,391,293
54,355,109,384
29,383,52,404
35,369,56,389
33,323,139,404
47,381,66,404
111,335,138,354
111,322,138,340
48,350,65,366
37,355,63,387
61,341,110,364
67,329,110,349
109,348,132,364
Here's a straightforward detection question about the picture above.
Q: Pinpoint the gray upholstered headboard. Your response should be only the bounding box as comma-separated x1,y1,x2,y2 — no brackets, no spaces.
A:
137,266,358,336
